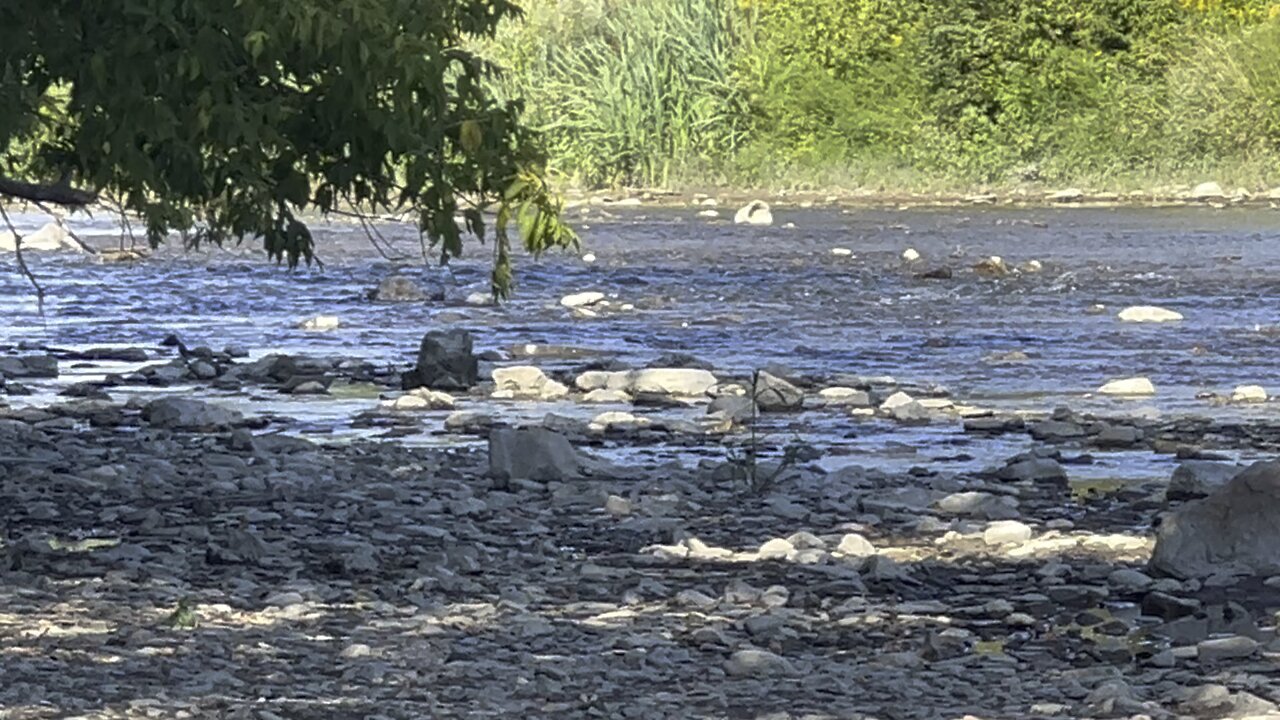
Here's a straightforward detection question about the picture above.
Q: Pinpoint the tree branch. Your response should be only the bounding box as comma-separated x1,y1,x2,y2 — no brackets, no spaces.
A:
0,176,98,207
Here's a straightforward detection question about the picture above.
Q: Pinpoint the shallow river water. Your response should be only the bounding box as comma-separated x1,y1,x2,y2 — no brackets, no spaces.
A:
3,204,1280,485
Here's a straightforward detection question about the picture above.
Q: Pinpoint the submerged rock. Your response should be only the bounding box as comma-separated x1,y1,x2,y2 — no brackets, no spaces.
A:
299,315,341,331
973,256,1010,276
733,200,773,226
1150,460,1280,578
560,291,606,308
373,275,428,302
402,329,478,391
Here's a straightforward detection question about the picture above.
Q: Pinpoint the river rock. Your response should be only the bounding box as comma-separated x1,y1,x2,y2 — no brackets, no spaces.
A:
373,275,428,302
299,315,341,331
1117,305,1183,323
1190,181,1226,201
937,491,1020,520
707,395,755,423
1150,460,1280,578
488,428,583,484
1197,636,1259,662
626,368,718,397
0,222,81,252
0,355,58,379
491,366,570,401
974,256,1009,276
724,648,794,677
1168,461,1242,501
753,371,803,412
818,387,871,407
385,388,456,411
983,520,1033,545
560,291,606,308
1098,377,1156,396
1231,384,1268,403
582,388,631,403
902,248,921,262
402,329,478,391
998,457,1068,484
733,200,773,226
142,398,242,431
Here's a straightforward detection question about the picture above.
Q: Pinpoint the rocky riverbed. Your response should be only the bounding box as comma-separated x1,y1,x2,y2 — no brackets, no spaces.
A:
2,204,1280,719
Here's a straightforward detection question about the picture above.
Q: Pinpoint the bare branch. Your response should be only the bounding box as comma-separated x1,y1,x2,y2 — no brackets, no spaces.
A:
0,205,46,315
0,176,97,207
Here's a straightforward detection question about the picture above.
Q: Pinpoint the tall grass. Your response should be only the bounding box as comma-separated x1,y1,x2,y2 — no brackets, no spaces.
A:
484,0,749,188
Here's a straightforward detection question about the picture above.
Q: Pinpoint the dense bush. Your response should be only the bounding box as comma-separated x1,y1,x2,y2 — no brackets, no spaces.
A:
490,0,1280,189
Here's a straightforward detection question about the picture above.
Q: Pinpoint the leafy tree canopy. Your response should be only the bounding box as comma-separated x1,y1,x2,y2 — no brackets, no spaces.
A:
0,0,576,296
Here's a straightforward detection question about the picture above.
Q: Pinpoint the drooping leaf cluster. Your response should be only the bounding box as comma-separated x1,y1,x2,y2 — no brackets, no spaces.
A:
0,0,576,296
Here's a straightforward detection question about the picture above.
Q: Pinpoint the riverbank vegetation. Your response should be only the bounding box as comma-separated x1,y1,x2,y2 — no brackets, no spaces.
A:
482,0,1280,191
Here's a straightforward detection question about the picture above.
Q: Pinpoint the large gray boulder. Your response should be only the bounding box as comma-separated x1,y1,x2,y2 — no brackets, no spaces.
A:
1150,460,1280,578
143,398,243,431
488,428,583,485
753,371,803,412
1167,461,1242,501
402,329,478,391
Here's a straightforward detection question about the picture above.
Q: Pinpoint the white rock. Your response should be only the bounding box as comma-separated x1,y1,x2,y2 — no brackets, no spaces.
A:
697,209,720,218
902,248,921,262
724,648,795,677
605,495,632,516
818,387,871,406
560,291,606,308
983,520,1033,545
1190,181,1226,201
575,371,613,391
1098,377,1157,396
734,200,773,226
582,388,632,403
830,247,853,256
299,315,340,331
880,391,916,410
492,366,570,401
624,368,718,397
757,538,795,560
1022,259,1043,272
464,291,495,306
581,252,597,263
385,388,455,411
1118,305,1183,323
0,222,81,252
835,533,876,558
1231,385,1268,403
589,411,650,433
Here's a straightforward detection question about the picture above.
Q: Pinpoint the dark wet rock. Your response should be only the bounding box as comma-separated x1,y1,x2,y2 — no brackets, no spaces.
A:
916,266,953,280
142,397,243,431
1142,591,1201,620
1092,424,1143,448
402,329,478,391
753,370,803,412
189,360,219,380
650,352,714,370
1029,419,1086,442
997,456,1068,484
1167,460,1242,501
1150,460,1280,578
0,355,58,379
63,347,150,362
964,416,1024,433
488,428,583,486
372,275,431,302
